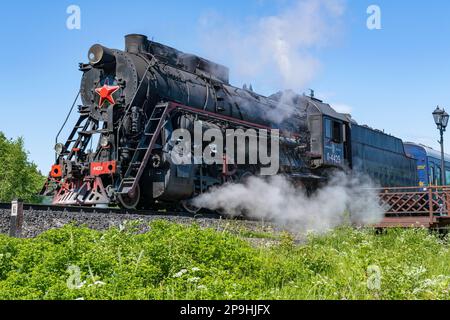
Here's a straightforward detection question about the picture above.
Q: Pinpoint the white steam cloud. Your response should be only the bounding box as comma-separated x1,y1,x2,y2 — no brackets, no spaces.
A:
199,0,345,90
331,103,352,114
268,90,302,124
192,173,384,234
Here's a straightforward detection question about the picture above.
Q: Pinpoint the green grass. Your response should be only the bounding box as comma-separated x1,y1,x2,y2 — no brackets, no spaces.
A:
0,221,449,300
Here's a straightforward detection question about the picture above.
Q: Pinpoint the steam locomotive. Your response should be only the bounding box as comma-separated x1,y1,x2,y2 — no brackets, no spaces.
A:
41,34,420,211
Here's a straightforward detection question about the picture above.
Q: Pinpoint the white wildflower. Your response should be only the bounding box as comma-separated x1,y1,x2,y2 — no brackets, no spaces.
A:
412,275,450,295
187,277,200,283
88,281,106,287
119,222,127,232
76,280,86,289
173,269,188,278
406,266,427,279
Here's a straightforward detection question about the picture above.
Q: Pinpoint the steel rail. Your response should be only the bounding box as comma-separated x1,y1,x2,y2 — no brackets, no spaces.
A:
0,202,227,220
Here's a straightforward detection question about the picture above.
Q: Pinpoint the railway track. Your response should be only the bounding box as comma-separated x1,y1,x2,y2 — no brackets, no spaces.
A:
0,202,253,238
0,202,225,219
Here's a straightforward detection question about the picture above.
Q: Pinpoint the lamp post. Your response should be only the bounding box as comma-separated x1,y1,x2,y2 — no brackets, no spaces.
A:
433,106,449,186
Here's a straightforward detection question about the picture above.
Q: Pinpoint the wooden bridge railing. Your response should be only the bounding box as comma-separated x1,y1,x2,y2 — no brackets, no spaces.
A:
374,186,450,228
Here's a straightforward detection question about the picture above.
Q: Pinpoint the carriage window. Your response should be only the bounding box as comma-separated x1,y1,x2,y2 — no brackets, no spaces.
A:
429,165,435,185
436,167,442,186
446,170,450,185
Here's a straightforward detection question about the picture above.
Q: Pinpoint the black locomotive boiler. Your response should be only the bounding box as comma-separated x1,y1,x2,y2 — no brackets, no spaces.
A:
42,34,418,211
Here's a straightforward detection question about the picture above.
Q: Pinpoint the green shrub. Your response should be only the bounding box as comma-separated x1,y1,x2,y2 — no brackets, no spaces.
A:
0,221,449,300
0,132,45,203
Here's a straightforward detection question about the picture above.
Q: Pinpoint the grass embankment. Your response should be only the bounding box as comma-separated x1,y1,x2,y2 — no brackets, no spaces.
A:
0,221,449,300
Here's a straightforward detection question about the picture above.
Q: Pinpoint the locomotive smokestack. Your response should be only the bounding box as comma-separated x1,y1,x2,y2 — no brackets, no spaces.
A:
88,44,116,68
125,34,148,53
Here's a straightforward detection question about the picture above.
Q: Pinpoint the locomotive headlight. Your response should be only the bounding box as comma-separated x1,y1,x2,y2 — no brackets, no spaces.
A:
100,135,110,148
54,143,64,156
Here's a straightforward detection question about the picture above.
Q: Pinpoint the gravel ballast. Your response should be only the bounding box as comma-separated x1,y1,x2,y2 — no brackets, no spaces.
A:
0,206,277,239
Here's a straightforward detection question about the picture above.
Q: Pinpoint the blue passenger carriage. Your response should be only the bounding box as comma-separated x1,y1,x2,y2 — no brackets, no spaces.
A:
403,143,450,187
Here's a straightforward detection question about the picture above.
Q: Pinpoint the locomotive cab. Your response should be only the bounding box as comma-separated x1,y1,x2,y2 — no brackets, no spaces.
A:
306,96,351,170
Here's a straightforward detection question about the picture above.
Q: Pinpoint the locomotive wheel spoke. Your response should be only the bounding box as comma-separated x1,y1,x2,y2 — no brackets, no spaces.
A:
118,185,141,210
181,200,202,214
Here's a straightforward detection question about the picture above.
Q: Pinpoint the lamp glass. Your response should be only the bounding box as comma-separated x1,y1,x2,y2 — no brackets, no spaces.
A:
100,135,109,148
54,143,64,156
442,111,450,129
433,107,443,126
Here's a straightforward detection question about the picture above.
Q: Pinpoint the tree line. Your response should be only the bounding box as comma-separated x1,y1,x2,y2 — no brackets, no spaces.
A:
0,132,45,203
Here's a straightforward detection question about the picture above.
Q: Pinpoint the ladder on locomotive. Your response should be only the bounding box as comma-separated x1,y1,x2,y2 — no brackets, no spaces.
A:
61,107,100,160
117,102,170,195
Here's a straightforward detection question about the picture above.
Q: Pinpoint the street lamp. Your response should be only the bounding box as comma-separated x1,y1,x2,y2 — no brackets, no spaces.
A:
433,106,449,186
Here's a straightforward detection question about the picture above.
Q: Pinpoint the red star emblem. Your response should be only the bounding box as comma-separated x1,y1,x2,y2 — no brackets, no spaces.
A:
95,84,120,107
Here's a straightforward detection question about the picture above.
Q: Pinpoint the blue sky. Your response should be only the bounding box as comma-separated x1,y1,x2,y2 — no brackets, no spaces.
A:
1,0,450,173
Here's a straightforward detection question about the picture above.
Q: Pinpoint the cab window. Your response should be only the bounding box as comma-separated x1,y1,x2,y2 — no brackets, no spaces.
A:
333,121,342,143
325,118,332,139
324,118,342,143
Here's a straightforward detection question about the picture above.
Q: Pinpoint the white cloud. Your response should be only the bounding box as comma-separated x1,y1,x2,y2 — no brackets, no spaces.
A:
198,0,346,91
331,103,352,114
